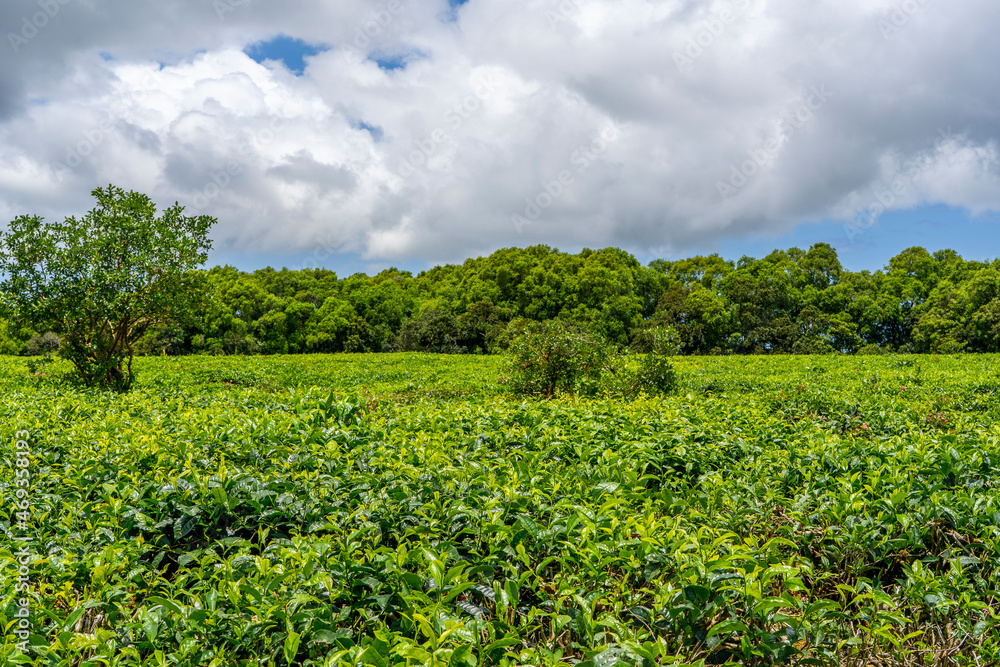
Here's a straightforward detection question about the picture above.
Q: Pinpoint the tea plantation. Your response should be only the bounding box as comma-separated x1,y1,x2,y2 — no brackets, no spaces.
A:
2,354,1000,665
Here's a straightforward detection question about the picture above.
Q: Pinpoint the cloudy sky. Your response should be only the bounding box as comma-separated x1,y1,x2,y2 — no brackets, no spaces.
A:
1,0,999,274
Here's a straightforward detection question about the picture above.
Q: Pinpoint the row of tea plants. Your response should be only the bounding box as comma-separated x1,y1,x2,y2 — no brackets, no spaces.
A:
2,353,1000,665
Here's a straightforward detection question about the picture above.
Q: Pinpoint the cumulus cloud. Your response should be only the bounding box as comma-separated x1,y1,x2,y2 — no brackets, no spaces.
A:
0,0,998,265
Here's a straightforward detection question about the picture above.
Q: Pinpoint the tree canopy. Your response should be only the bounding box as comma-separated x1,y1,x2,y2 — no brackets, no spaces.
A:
0,185,215,389
4,235,1000,359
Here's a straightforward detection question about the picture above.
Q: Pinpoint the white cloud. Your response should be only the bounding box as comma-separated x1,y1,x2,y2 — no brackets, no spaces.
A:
1,0,999,264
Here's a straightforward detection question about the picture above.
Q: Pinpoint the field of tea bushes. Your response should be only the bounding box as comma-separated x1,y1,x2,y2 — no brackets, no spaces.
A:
2,353,1000,666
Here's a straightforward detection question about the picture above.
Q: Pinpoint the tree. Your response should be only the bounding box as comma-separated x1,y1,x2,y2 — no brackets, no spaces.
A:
0,319,26,355
395,309,467,354
501,320,609,398
0,185,215,391
25,331,62,356
645,285,735,354
720,258,798,353
458,300,509,353
798,242,842,289
305,297,370,353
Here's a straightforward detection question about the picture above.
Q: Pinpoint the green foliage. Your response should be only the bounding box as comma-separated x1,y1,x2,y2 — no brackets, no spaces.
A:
24,332,60,356
9,237,1000,361
0,185,214,391
1,354,1000,664
630,353,678,395
0,319,27,355
24,353,58,378
501,320,610,397
630,325,682,355
458,301,509,353
394,309,467,354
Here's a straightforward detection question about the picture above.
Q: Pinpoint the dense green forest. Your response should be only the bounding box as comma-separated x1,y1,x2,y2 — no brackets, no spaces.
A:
4,243,998,356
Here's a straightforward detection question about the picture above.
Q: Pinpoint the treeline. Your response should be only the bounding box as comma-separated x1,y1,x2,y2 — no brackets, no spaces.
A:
5,243,1000,356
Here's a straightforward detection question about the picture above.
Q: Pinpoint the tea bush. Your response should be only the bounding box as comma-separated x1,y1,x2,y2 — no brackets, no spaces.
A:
630,353,678,395
500,320,610,397
1,353,999,665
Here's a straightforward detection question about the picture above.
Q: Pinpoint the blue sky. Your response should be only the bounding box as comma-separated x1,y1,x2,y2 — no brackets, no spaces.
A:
244,36,327,76
1,0,999,277
714,206,1000,273
209,203,999,276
